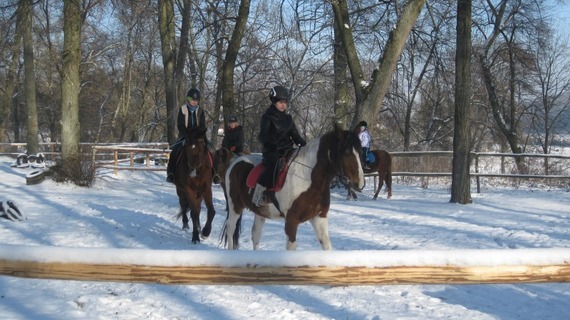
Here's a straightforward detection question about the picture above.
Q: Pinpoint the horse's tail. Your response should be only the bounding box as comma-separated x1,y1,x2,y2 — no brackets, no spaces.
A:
219,209,242,248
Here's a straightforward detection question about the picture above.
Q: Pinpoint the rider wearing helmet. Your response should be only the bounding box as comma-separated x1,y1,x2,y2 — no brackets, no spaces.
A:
252,85,307,206
357,120,371,170
166,88,207,183
221,115,244,155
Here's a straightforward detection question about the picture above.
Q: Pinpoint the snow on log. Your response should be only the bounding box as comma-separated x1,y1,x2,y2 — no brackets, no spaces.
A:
1,245,569,285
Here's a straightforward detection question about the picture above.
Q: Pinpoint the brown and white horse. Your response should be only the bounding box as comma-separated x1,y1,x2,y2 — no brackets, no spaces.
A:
173,127,215,244
222,124,365,250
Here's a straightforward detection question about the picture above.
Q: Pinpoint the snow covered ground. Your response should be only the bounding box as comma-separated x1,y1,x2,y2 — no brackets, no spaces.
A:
1,156,569,319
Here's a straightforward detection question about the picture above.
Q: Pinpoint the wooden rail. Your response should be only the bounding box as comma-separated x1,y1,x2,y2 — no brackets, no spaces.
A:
1,246,569,285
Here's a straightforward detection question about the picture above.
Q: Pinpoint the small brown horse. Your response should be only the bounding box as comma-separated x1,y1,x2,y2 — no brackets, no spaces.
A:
348,149,393,200
223,124,365,250
173,127,215,244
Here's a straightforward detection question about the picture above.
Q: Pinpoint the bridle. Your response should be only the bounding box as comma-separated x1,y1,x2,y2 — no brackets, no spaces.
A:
184,138,206,174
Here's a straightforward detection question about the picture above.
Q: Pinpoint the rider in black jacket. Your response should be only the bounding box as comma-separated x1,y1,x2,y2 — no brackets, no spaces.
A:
253,85,306,206
221,115,244,155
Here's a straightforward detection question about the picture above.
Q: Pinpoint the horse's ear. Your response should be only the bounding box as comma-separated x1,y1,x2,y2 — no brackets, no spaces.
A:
334,122,345,141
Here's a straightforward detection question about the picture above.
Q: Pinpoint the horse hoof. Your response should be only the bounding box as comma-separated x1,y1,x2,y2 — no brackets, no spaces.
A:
192,231,200,244
202,225,212,238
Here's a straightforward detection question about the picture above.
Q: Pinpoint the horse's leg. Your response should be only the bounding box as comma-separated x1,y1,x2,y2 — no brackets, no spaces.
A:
188,195,202,244
201,187,215,239
346,188,357,201
386,172,393,199
177,190,190,230
251,215,266,250
309,216,332,250
224,208,242,250
284,216,300,250
373,175,383,200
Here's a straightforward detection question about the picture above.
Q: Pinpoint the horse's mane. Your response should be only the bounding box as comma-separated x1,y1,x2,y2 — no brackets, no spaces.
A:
185,126,207,143
293,125,361,177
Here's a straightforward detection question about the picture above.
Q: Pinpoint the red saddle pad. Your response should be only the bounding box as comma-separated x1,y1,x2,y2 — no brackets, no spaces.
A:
246,163,264,189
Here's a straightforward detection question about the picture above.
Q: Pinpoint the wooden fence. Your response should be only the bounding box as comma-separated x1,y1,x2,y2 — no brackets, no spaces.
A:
2,143,568,191
1,245,569,285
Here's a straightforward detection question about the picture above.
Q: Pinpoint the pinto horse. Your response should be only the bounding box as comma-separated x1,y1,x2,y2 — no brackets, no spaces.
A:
348,149,393,200
173,127,215,244
222,124,365,250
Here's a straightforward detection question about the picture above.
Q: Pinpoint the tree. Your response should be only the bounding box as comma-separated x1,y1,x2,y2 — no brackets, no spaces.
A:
473,0,546,174
158,0,177,145
218,0,251,135
0,1,22,143
450,0,472,204
528,32,570,173
22,0,39,154
331,0,427,134
61,0,82,162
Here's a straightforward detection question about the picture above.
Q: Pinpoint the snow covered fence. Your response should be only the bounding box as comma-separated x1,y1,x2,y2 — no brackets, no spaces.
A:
1,245,569,285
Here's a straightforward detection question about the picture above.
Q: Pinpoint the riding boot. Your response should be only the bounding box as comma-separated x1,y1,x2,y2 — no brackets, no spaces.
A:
166,157,175,183
252,184,267,207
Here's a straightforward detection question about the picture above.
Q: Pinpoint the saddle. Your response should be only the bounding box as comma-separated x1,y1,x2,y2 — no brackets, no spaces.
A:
246,149,299,192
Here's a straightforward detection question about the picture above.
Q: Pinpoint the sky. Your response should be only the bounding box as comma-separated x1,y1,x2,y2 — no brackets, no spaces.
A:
1,156,569,319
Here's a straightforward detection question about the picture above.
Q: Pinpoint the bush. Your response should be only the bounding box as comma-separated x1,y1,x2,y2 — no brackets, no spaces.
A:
49,155,96,187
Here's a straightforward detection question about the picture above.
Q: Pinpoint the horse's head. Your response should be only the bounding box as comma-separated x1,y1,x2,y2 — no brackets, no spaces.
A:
333,124,365,192
213,148,235,184
183,127,208,171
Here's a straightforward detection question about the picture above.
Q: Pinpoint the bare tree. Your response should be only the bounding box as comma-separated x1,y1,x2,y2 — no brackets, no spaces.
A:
158,0,177,145
0,1,21,143
528,32,570,172
218,0,250,135
61,0,83,161
451,0,472,204
22,0,39,154
331,0,427,133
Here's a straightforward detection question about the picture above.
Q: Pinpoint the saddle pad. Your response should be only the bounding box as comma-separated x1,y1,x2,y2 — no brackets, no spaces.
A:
246,163,264,189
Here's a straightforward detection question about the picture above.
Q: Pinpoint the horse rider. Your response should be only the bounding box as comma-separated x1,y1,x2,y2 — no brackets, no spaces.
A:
166,88,206,183
252,85,306,207
221,115,244,156
358,120,371,170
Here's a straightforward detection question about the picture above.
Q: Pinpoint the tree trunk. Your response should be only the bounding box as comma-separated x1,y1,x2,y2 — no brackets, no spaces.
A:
219,0,250,130
158,0,178,144
355,0,427,130
0,8,23,143
175,0,191,108
61,0,82,161
330,0,365,110
450,0,472,204
333,20,351,129
22,0,39,154
331,0,426,132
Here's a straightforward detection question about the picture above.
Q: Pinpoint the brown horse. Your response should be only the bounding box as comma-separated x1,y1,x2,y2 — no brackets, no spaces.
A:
348,149,393,200
173,127,215,244
222,124,365,250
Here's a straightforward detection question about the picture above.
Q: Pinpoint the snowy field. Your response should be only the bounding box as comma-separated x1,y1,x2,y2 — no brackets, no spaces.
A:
1,156,569,319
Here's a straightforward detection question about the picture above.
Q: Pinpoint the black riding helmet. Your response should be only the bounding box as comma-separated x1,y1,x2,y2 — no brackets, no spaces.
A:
269,85,289,103
359,121,367,127
187,88,201,100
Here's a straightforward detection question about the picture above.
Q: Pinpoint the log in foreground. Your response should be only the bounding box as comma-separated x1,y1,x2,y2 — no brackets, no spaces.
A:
1,245,570,285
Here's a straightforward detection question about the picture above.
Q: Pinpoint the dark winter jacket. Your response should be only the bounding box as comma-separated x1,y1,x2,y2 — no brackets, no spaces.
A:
258,105,306,153
177,104,206,138
222,125,244,154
